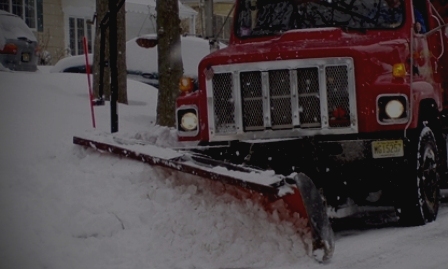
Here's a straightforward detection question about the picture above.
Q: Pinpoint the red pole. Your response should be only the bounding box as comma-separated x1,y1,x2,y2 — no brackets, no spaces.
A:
83,36,96,128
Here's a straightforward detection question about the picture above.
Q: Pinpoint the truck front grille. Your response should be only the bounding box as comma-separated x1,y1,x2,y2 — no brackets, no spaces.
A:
208,58,357,141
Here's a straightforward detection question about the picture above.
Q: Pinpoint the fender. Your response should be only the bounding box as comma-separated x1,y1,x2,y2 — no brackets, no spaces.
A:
410,80,443,128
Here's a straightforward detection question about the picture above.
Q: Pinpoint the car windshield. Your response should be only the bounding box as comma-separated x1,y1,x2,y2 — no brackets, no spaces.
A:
235,0,405,38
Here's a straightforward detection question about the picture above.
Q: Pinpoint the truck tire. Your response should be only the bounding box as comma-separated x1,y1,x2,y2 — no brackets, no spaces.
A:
398,126,440,226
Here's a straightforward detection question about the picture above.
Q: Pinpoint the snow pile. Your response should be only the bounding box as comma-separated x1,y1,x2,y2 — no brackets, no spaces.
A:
2,68,448,269
0,71,312,269
50,54,92,73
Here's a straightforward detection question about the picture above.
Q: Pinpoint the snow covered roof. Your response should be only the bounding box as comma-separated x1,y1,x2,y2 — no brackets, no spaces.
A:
126,0,197,19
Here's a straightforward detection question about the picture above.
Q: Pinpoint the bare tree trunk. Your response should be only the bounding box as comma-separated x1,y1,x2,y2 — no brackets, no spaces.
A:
93,0,110,100
93,0,126,104
156,0,184,127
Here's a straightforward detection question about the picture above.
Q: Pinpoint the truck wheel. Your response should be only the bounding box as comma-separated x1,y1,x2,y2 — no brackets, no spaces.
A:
398,126,440,226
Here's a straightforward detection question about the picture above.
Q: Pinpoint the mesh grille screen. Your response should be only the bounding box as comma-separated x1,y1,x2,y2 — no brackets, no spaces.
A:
241,71,264,130
210,61,353,135
269,70,292,129
212,73,237,133
297,68,321,127
326,66,350,127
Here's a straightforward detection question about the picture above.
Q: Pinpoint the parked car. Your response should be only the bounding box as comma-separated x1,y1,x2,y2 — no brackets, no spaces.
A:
50,53,160,88
0,10,38,71
50,34,226,88
50,53,92,74
126,34,226,80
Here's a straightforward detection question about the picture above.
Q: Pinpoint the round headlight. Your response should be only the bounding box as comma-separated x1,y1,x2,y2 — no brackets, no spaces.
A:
385,100,404,119
181,112,198,131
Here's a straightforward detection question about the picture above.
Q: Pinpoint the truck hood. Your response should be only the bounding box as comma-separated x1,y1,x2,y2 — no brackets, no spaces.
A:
202,28,409,72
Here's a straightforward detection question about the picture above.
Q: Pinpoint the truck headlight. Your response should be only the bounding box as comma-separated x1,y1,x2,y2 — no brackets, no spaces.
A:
176,105,199,136
377,95,409,124
181,112,198,131
385,100,404,119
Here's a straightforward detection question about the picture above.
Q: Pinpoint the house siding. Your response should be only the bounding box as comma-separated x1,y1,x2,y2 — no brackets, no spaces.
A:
35,1,199,65
183,1,233,42
38,0,65,64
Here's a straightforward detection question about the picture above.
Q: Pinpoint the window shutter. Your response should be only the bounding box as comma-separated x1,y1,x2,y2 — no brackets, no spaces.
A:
37,0,43,32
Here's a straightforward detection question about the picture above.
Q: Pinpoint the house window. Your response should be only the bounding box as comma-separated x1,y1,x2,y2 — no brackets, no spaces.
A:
214,15,232,42
0,0,40,31
69,17,92,55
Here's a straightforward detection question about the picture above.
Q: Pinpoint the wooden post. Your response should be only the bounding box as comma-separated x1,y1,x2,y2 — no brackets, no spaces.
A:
109,0,118,133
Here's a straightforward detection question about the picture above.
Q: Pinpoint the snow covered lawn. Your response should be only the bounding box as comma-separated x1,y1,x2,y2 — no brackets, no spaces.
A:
0,70,447,269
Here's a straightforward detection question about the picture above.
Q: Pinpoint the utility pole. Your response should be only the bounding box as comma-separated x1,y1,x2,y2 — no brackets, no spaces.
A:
109,0,119,133
203,0,218,52
204,0,214,39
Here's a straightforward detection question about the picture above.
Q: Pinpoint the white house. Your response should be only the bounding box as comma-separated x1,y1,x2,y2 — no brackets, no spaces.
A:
0,0,197,64
62,0,197,56
126,0,198,39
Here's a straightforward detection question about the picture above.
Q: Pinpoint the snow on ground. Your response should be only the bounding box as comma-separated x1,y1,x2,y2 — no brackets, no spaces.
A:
1,70,447,269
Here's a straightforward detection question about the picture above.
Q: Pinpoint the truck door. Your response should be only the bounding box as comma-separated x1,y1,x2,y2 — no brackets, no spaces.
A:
411,1,444,86
427,0,448,107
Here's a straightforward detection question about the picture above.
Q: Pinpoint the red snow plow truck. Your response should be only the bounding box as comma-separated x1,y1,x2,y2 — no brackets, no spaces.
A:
176,0,448,245
75,0,448,263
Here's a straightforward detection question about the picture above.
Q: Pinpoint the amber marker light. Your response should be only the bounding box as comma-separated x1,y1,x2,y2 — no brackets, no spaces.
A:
392,63,406,78
179,76,194,93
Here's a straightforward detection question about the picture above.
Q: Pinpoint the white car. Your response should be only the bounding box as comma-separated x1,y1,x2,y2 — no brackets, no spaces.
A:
51,35,226,88
0,10,38,71
126,34,226,80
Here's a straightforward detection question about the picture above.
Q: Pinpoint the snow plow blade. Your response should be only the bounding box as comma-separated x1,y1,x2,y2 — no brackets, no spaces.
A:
73,133,334,262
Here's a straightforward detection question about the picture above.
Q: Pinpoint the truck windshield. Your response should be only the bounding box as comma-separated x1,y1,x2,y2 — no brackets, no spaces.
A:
235,0,405,38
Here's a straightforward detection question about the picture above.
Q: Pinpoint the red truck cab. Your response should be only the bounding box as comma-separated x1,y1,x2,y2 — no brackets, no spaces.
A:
176,0,448,225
